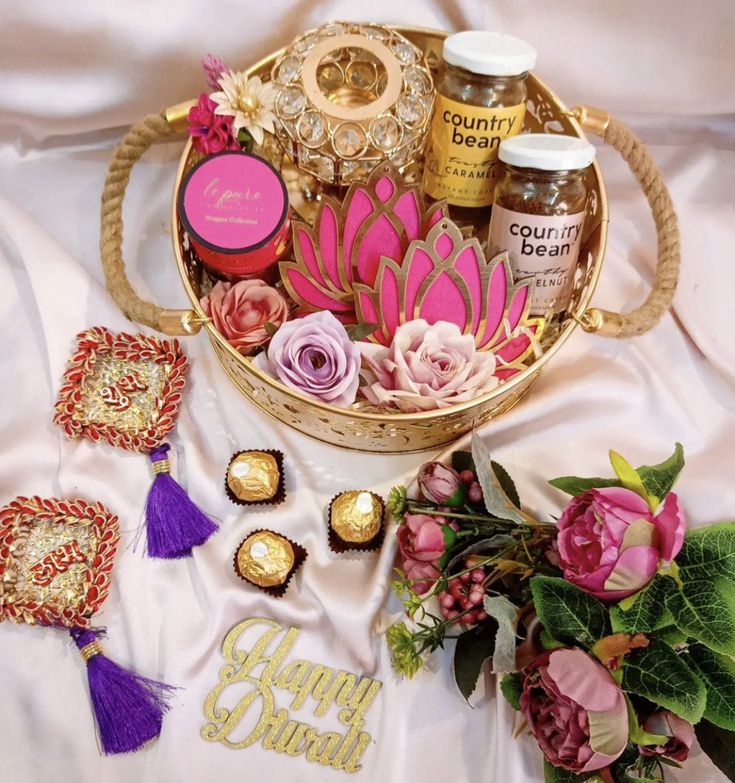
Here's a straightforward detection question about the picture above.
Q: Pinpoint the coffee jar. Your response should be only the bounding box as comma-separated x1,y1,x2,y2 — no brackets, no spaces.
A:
488,134,596,317
422,30,537,226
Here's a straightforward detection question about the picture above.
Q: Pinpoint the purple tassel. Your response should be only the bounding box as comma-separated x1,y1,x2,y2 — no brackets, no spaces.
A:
145,443,218,559
70,627,175,755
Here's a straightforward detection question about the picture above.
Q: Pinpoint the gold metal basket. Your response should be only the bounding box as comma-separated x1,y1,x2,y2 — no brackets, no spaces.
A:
99,26,680,453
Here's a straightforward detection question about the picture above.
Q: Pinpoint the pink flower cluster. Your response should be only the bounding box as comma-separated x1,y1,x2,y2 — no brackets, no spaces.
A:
188,93,239,156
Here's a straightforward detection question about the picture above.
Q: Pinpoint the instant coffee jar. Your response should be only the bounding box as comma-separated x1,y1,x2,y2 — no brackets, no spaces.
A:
422,30,537,227
488,133,596,317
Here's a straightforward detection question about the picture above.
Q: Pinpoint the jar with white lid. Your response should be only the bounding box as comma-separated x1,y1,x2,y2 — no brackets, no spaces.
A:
488,133,596,317
422,30,537,226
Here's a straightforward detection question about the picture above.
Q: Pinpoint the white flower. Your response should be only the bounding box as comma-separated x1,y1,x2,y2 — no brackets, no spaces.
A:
210,70,277,146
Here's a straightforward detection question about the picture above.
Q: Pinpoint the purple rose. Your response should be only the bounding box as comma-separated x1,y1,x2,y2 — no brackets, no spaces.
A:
418,462,465,507
521,648,629,773
557,487,685,602
253,311,361,407
639,711,694,762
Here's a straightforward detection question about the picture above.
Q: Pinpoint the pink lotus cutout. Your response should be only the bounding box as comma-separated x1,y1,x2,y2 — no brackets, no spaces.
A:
280,162,445,320
354,220,544,379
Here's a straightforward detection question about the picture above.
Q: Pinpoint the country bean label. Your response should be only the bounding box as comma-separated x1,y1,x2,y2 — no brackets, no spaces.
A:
488,205,585,315
422,94,525,207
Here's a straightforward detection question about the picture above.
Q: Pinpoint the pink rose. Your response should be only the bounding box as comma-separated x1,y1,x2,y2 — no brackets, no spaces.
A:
520,648,629,773
418,462,464,507
639,711,694,762
359,320,499,413
397,513,447,594
187,93,239,156
201,279,289,354
557,487,685,602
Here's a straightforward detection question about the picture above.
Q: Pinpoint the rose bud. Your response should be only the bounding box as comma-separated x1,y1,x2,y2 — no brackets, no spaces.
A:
418,462,465,507
557,487,685,602
520,648,628,773
397,513,455,595
639,711,694,762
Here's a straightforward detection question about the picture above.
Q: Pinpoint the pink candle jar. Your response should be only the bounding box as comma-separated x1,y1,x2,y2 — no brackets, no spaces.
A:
178,151,291,281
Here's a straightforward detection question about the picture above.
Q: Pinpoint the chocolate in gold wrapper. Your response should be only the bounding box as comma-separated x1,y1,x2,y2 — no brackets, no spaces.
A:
328,491,385,552
234,529,307,597
225,450,284,506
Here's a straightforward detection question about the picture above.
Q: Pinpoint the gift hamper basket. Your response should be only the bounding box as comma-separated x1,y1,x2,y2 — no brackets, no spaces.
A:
99,24,679,453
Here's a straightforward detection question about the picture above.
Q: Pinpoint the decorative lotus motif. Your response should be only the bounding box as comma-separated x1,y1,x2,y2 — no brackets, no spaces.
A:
354,220,543,379
279,162,445,319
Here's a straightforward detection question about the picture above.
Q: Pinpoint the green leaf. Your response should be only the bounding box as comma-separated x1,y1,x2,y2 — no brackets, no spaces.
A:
548,475,620,496
636,443,685,503
625,694,668,746
610,576,676,634
490,460,521,508
610,450,651,505
451,450,474,474
665,577,735,655
483,595,519,673
540,629,566,650
543,759,594,782
695,720,735,781
676,521,735,583
453,621,497,701
622,639,706,723
686,643,735,730
345,322,378,341
500,672,523,710
263,321,279,337
654,625,688,646
471,431,527,524
531,576,611,648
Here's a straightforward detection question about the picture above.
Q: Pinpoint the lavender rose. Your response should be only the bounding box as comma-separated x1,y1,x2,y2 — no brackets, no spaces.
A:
639,710,694,762
253,311,360,407
201,279,289,353
418,462,465,507
521,648,629,773
557,487,686,602
359,320,499,413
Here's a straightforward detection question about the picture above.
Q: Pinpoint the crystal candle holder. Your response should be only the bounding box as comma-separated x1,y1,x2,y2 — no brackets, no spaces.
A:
271,21,434,186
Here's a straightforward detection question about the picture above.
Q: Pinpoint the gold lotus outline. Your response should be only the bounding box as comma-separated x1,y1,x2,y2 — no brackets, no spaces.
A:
353,219,544,365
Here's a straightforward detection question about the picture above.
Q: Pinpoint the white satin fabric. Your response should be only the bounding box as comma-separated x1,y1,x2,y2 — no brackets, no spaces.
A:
0,2,734,781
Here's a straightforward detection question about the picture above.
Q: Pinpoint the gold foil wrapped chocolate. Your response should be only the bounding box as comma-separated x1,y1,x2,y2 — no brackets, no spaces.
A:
225,450,285,506
328,491,385,552
234,530,307,597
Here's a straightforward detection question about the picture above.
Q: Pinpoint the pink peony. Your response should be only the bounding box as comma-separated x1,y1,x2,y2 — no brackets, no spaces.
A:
201,279,289,353
639,711,694,762
397,513,447,594
520,648,629,773
359,320,499,413
418,462,464,506
253,311,361,407
187,93,240,156
557,487,686,602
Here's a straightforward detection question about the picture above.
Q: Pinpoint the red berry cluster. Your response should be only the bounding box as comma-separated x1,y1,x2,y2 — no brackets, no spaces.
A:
438,558,488,626
459,469,483,504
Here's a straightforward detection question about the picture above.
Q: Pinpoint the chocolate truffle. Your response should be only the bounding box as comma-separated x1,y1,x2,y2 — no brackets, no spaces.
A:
225,450,285,506
234,530,306,596
328,490,385,552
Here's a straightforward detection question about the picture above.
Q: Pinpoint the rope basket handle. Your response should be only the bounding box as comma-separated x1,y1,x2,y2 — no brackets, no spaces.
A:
99,103,679,338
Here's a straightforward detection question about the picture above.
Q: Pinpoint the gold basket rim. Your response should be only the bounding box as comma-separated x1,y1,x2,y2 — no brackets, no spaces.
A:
171,24,608,424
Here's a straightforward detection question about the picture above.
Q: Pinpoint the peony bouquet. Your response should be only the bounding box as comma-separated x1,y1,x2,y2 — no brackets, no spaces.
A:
386,434,735,782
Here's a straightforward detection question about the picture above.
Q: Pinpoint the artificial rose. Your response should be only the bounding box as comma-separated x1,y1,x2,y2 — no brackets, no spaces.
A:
187,93,239,155
359,320,499,413
520,648,629,773
557,487,686,602
253,311,361,407
418,462,465,507
201,279,289,353
397,513,448,594
639,711,694,762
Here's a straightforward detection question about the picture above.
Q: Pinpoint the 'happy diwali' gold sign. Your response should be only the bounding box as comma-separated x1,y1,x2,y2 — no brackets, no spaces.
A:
201,617,382,773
